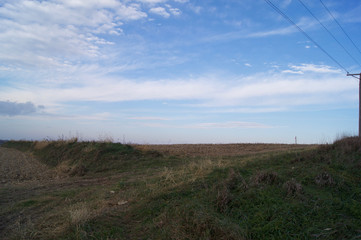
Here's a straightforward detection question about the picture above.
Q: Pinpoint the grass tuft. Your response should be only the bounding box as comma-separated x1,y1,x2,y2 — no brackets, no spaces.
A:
69,203,91,225
315,171,335,187
283,179,303,197
251,171,279,186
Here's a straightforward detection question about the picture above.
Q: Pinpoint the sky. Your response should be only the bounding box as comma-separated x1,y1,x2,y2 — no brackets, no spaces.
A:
1,0,361,144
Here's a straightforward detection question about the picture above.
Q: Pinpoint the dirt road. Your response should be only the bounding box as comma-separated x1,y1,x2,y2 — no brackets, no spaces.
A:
0,147,125,239
0,147,54,184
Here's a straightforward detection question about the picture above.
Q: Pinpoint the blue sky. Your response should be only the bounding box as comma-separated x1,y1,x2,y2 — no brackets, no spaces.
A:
1,0,361,144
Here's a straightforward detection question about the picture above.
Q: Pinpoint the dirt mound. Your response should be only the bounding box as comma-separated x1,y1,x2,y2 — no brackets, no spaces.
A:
333,136,361,153
0,147,54,184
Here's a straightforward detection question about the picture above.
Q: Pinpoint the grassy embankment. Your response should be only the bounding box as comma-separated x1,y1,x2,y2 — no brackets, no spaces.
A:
1,138,360,239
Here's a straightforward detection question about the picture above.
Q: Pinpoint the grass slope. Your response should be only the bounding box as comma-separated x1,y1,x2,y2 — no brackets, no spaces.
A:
1,138,360,239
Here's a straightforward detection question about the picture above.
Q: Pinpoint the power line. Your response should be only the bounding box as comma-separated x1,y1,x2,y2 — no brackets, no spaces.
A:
297,0,361,68
319,0,361,57
263,0,350,73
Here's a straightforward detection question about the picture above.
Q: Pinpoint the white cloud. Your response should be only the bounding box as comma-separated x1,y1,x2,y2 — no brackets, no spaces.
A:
280,0,292,8
1,64,355,112
190,121,271,129
202,16,318,44
116,3,147,20
60,0,120,8
342,3,361,23
248,17,317,38
128,116,171,120
208,107,288,114
244,63,252,67
168,7,181,16
137,0,168,3
248,25,297,38
0,0,187,72
0,0,147,69
149,7,170,18
130,120,271,130
282,70,304,74
2,111,113,121
288,64,342,74
189,4,202,14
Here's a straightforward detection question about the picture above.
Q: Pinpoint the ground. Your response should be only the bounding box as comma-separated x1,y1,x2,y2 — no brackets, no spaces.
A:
1,140,360,239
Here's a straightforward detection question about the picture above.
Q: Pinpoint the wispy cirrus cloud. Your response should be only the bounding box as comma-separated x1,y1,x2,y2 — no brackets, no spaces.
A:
282,70,304,74
283,64,343,75
201,16,318,43
247,16,320,38
279,0,292,9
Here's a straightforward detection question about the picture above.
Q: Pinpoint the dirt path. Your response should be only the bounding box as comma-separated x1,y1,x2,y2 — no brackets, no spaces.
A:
0,147,127,238
0,147,125,201
0,147,54,184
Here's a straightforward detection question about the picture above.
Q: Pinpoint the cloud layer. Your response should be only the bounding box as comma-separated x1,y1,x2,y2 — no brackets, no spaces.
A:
0,0,184,70
1,65,355,111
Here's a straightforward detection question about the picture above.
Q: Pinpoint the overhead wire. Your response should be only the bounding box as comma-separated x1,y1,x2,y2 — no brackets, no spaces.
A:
263,0,350,73
319,0,361,57
297,0,361,68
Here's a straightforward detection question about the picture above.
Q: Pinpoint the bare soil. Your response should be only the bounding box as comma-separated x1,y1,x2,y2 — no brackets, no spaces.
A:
134,143,314,157
0,147,54,184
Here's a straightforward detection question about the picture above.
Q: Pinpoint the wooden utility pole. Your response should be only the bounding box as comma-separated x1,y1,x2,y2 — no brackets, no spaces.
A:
347,73,361,137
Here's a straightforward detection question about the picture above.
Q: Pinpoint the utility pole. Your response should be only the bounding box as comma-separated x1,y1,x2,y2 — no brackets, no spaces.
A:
347,73,361,137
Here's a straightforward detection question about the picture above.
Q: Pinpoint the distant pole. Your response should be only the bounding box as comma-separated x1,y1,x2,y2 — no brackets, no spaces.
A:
347,73,361,137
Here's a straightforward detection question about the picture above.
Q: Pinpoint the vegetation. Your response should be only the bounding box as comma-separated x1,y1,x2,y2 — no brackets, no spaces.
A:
0,137,360,239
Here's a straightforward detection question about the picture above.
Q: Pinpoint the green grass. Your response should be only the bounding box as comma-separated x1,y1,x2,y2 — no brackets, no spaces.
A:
2,137,361,239
3,139,165,175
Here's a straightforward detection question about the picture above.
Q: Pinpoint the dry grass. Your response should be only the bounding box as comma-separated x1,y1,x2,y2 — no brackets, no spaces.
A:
156,157,228,190
13,215,37,240
216,184,232,213
315,172,335,187
69,203,91,225
215,169,248,213
251,171,279,186
0,148,54,183
225,168,248,191
283,179,303,197
33,141,50,150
